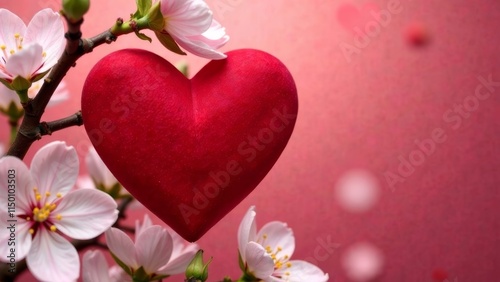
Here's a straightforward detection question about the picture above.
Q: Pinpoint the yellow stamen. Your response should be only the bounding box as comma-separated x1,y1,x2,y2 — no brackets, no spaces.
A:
29,229,34,234
14,33,20,39
45,192,51,197
9,50,15,55
56,193,62,198
56,214,62,220
50,225,57,232
286,262,292,268
0,45,5,50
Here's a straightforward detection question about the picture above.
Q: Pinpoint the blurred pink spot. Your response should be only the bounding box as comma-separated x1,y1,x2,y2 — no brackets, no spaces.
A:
335,169,380,213
405,22,431,47
342,242,385,282
337,3,362,30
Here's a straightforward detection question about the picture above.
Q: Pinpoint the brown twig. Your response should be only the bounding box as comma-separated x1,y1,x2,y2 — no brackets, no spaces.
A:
38,111,83,136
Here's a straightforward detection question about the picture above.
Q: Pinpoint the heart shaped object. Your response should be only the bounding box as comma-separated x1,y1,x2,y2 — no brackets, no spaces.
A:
81,49,298,241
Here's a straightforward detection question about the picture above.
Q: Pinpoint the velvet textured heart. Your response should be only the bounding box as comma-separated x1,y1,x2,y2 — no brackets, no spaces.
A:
81,49,298,241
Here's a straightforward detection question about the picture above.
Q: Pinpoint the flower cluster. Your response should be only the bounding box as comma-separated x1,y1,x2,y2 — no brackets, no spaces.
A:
83,214,199,282
0,142,118,281
238,207,329,281
0,9,64,92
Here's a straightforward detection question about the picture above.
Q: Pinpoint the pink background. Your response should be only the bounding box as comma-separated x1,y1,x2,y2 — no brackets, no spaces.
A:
1,0,499,281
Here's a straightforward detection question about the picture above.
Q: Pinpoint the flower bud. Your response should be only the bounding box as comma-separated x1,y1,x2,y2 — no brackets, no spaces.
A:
185,250,212,282
62,0,90,22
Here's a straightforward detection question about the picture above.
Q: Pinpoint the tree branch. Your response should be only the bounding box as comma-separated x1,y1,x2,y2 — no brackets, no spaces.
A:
6,22,117,159
38,111,83,136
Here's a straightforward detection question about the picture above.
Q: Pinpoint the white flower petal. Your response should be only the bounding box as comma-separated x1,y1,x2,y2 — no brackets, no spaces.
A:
245,242,275,279
136,226,173,274
0,9,27,56
53,189,118,239
172,33,227,59
76,175,96,189
82,250,111,282
238,206,257,261
187,19,229,49
257,221,295,261
159,243,198,275
162,0,213,36
105,227,138,269
5,43,44,79
273,260,329,282
86,147,118,187
109,266,132,282
0,215,32,262
135,214,152,238
30,141,79,201
24,8,65,74
27,228,79,282
0,155,36,212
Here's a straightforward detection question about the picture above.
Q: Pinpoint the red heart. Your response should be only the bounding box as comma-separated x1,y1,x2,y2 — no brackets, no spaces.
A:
81,49,298,241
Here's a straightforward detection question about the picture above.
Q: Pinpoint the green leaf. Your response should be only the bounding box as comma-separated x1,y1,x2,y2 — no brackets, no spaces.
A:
31,69,50,83
108,182,123,198
10,76,31,92
135,0,152,18
135,31,153,43
154,31,187,56
238,251,245,272
132,266,149,282
0,78,13,90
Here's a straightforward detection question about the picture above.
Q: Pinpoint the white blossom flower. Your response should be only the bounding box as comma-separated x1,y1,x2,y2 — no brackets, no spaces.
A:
105,214,199,281
0,141,119,282
156,0,229,59
238,206,329,282
0,8,65,84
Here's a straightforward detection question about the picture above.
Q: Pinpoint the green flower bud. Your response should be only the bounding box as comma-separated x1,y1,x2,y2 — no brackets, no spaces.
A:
185,250,212,282
62,0,90,22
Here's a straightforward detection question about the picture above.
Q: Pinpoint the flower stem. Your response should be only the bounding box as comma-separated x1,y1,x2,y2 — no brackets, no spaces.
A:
16,89,29,104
